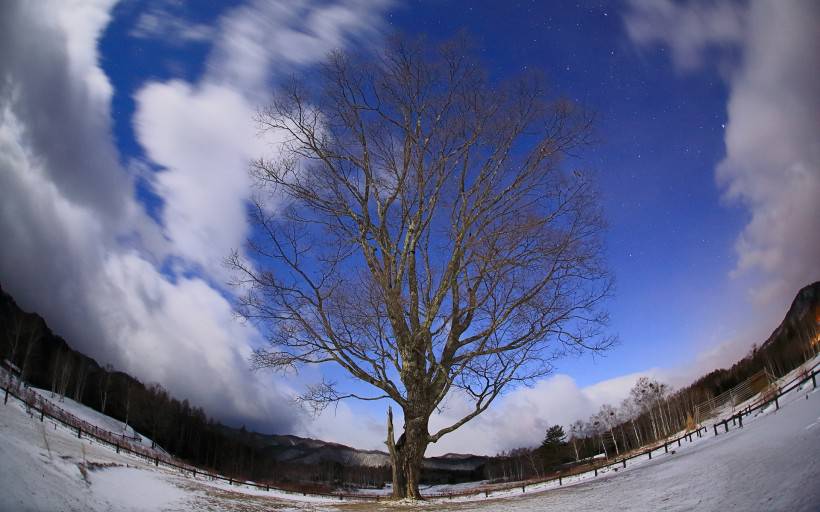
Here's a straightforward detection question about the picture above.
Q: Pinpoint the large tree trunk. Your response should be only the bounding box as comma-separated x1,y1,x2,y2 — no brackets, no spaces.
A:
400,415,427,499
386,405,429,500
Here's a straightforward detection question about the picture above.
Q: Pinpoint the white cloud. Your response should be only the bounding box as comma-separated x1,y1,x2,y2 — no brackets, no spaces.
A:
133,81,264,279
307,400,389,451
623,0,745,72
624,0,820,310
0,0,128,221
716,1,820,305
130,7,214,43
132,0,393,279
424,371,660,456
208,0,391,93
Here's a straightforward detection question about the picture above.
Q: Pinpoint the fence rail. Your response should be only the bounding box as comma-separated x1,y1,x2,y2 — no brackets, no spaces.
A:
709,363,819,438
694,369,771,423
2,364,818,503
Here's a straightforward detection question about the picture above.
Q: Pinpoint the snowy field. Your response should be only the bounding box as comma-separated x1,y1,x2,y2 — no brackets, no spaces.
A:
1,376,819,511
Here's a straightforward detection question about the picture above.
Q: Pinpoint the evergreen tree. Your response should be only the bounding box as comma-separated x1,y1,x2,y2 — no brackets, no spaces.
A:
541,425,566,449
540,424,567,469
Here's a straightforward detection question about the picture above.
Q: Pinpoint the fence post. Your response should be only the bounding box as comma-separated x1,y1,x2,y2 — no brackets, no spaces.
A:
737,414,743,428
594,467,598,477
4,388,8,404
714,424,718,436
664,443,668,453
648,450,652,460
559,473,562,486
155,457,158,467
116,443,120,453
40,409,44,422
813,372,817,389
622,459,626,468
677,438,681,447
78,427,82,439
723,420,728,433
522,485,526,493
775,396,779,410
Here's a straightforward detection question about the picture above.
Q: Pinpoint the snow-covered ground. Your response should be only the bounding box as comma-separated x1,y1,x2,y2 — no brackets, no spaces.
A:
1,366,819,511
0,392,344,511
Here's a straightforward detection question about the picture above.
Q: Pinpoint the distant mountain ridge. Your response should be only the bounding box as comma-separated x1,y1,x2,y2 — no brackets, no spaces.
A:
219,427,488,471
760,281,820,351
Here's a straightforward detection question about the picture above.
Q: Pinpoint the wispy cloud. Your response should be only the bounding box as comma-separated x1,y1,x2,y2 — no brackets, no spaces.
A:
130,7,214,44
624,0,820,310
133,0,393,281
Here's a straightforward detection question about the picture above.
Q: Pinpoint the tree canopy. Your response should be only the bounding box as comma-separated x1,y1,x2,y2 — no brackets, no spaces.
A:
230,36,611,498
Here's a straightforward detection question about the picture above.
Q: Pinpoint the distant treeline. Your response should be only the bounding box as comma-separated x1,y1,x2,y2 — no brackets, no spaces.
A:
486,282,819,483
0,284,391,489
1,282,818,488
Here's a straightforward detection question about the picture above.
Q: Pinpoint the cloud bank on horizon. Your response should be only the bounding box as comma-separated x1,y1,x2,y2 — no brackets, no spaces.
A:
0,0,817,456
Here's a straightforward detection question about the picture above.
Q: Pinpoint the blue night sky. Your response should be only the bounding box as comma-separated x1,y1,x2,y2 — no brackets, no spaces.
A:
1,0,817,455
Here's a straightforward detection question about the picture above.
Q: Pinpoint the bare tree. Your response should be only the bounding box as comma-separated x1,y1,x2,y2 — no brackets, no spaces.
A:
620,397,643,447
57,353,73,400
99,364,114,414
569,420,585,462
231,37,611,499
588,416,608,459
19,328,40,385
50,348,62,396
3,313,25,367
596,404,620,456
72,358,89,402
630,377,670,441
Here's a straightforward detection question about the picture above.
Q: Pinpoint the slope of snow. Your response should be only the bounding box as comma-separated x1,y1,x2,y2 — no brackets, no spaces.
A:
0,395,342,510
450,383,820,511
0,398,187,511
28,387,160,452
